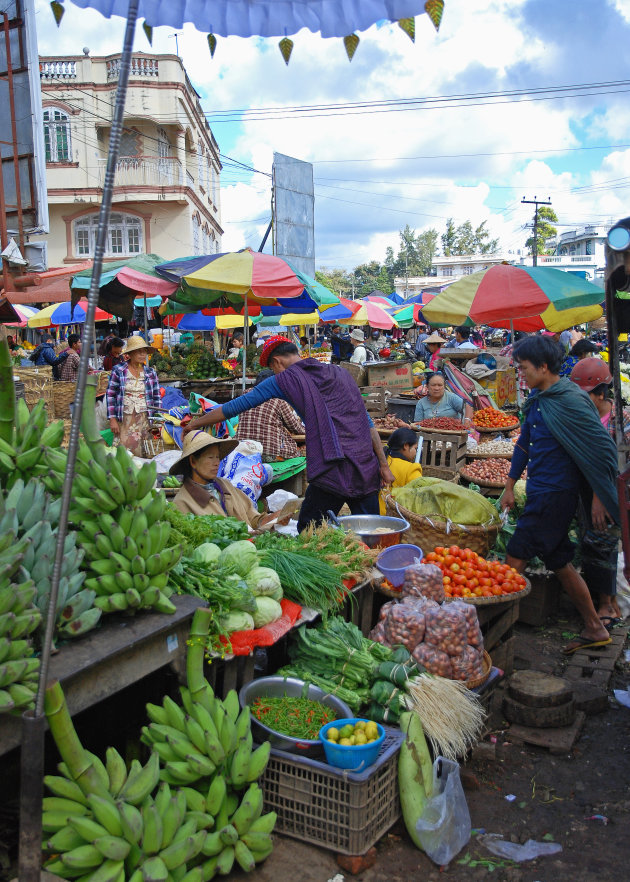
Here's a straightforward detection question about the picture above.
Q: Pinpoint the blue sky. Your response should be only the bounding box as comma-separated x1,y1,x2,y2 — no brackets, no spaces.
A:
37,0,630,270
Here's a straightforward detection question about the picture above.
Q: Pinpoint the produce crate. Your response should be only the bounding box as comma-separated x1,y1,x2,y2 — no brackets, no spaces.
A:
204,652,254,700
365,360,413,392
517,572,560,626
476,368,517,409
261,726,403,854
340,361,367,388
419,430,467,476
386,397,417,423
476,598,520,675
360,386,388,417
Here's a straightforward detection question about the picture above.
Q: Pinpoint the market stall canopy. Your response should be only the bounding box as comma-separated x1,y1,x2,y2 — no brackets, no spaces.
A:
422,264,605,329
330,296,399,329
2,304,38,327
27,300,114,328
164,311,254,331
70,254,177,321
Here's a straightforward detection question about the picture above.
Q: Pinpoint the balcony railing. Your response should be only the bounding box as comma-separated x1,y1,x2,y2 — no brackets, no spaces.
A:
40,60,76,79
97,156,183,188
106,57,159,81
538,255,593,265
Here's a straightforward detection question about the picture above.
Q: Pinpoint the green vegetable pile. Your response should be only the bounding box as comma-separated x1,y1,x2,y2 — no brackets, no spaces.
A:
278,617,393,712
250,695,335,740
165,504,250,554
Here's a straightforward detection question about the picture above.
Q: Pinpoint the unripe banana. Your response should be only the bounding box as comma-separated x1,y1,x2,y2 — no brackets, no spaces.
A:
117,800,143,846
105,747,127,798
214,844,234,876
61,844,105,870
139,856,168,882
234,840,256,872
45,825,86,853
87,795,123,837
93,835,131,861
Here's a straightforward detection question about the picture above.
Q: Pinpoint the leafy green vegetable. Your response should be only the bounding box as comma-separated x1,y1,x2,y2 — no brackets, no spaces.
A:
164,504,249,551
219,540,259,577
192,542,221,565
252,596,283,628
246,566,282,598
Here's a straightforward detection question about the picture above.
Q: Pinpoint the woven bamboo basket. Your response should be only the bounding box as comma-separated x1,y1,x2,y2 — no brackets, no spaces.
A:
14,366,55,415
465,650,492,689
474,420,520,434
53,382,76,419
423,466,460,483
385,495,500,557
95,371,110,396
445,578,531,607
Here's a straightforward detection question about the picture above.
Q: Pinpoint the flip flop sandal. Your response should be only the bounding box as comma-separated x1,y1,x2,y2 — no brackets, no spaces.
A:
600,616,622,632
563,635,612,655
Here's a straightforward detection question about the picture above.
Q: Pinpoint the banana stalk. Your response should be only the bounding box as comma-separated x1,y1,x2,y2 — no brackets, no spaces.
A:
0,338,15,445
44,680,109,798
186,608,213,704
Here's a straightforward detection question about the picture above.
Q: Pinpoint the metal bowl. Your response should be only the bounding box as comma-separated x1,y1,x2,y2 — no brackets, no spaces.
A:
239,676,353,757
336,514,410,548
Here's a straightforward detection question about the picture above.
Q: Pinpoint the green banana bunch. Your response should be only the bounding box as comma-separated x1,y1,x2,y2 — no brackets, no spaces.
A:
0,530,42,714
0,399,65,489
0,478,101,639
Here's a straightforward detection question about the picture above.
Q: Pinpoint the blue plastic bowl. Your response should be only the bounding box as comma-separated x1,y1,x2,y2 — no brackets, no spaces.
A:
319,718,386,771
376,544,423,587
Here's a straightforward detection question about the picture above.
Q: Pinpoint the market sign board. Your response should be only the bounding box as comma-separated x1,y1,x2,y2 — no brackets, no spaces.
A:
272,152,314,278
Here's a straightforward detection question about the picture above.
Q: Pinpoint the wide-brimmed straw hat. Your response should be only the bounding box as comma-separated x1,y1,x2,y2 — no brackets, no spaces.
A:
350,329,365,342
424,332,446,345
123,335,156,355
169,430,238,475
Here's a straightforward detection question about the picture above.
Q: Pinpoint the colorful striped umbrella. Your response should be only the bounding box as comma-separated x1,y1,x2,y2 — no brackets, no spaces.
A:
422,265,605,329
27,300,114,328
4,304,39,327
334,297,399,330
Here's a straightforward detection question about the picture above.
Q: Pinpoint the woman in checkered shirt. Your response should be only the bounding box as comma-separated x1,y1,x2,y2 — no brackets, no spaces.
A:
106,336,161,457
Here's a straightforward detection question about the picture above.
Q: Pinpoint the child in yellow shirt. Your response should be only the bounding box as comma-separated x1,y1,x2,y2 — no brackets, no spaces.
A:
379,427,422,514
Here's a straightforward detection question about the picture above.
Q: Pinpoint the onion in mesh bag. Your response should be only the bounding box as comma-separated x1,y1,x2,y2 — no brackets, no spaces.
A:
449,600,484,648
369,621,389,645
450,645,484,681
412,642,452,678
384,603,426,652
424,605,468,657
402,563,445,603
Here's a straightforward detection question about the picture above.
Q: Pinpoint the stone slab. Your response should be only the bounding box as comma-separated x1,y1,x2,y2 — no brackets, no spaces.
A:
508,711,586,755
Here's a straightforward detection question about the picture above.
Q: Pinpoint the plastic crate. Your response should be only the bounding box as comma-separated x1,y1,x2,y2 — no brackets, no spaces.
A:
261,726,403,855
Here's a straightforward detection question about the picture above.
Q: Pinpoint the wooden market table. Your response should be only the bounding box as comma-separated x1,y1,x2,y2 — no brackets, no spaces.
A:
0,595,205,757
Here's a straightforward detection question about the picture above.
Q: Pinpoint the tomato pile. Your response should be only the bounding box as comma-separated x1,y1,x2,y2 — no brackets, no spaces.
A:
419,417,467,431
424,545,527,598
473,407,518,429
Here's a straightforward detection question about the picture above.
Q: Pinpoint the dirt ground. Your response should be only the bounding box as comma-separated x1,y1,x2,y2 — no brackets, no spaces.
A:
1,593,628,882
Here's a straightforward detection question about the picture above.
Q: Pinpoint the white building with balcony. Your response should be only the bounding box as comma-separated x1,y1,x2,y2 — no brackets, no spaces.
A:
518,225,606,283
38,52,222,266
394,253,510,298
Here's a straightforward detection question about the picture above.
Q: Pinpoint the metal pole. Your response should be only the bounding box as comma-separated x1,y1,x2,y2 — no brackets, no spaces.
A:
19,4,140,880
242,300,248,393
144,293,149,341
3,12,24,251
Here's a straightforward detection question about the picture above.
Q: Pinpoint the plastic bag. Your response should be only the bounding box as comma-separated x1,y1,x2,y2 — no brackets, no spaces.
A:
477,834,562,861
384,603,426,652
415,758,471,865
217,441,273,503
450,646,484,681
424,606,468,656
412,643,452,678
448,600,483,648
402,563,445,603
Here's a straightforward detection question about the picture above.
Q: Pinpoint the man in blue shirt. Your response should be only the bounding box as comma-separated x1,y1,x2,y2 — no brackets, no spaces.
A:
502,336,616,654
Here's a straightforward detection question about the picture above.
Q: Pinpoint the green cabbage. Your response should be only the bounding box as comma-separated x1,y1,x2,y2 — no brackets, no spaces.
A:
221,611,255,633
252,596,283,629
246,566,282,599
513,480,527,508
192,542,222,565
219,540,259,577
224,575,257,614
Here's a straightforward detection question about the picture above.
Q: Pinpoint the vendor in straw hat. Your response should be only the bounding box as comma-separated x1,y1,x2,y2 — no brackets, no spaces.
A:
423,331,447,371
106,335,161,457
183,335,395,532
170,430,278,529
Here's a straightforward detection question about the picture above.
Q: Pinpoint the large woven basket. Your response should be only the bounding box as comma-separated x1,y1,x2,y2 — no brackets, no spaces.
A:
52,382,76,419
423,466,460,483
385,495,500,557
14,366,55,415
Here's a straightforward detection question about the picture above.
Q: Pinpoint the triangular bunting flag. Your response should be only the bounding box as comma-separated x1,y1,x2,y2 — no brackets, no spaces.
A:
398,18,415,42
50,1,64,26
279,36,293,65
142,22,153,45
343,33,360,61
424,0,444,31
208,33,217,57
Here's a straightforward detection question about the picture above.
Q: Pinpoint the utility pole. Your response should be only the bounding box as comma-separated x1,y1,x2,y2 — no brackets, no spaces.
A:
522,196,552,266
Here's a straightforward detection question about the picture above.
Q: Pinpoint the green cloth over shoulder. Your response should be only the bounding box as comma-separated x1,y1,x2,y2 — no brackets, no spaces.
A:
524,377,619,523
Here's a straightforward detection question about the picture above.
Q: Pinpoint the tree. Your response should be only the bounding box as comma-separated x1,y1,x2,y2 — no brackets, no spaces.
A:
416,229,439,275
474,221,499,254
453,220,475,255
315,268,352,297
525,205,558,256
441,218,457,256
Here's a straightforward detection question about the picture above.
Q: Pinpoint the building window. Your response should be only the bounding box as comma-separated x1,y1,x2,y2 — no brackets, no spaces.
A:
192,214,201,255
74,212,143,257
43,108,72,162
462,265,474,275
442,267,453,277
211,165,218,205
197,144,204,188
119,128,141,157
